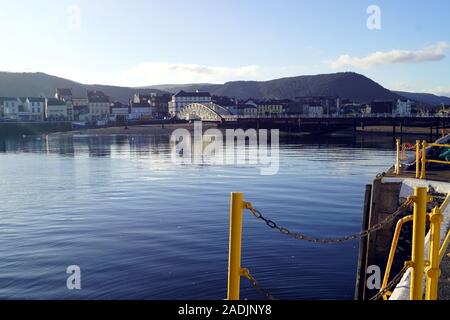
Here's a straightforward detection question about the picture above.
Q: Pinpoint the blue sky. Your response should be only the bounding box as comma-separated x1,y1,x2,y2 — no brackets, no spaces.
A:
0,0,449,96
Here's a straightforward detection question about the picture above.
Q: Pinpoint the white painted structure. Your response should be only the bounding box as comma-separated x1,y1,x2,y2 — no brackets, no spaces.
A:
169,90,211,116
23,98,45,121
130,102,152,120
45,98,73,121
88,91,110,121
1,98,21,119
178,102,232,121
394,99,412,117
303,104,324,117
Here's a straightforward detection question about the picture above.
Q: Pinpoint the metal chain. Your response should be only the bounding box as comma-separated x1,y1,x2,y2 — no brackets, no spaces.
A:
246,198,413,244
369,264,410,301
241,269,275,300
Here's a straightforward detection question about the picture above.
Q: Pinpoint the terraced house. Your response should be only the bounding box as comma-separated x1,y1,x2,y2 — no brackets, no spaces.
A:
168,90,211,116
23,97,45,121
45,98,73,121
0,97,21,120
88,91,110,121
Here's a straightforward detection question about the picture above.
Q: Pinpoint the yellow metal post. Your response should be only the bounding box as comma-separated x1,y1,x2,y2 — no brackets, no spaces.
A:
396,138,401,175
227,192,244,300
381,215,414,299
425,206,442,300
415,140,420,179
410,187,428,300
420,140,427,179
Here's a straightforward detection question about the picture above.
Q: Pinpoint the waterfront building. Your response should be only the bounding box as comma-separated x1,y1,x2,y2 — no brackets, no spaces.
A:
110,101,130,122
168,90,211,116
303,104,324,117
149,93,171,118
23,97,45,121
45,98,73,121
88,91,110,121
256,100,285,116
212,96,239,115
242,100,258,116
1,97,21,120
130,102,152,120
55,88,73,102
394,99,412,116
133,92,170,118
72,97,90,121
294,96,339,116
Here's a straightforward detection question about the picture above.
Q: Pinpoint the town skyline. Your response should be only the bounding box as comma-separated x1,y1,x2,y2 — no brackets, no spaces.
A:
1,0,449,96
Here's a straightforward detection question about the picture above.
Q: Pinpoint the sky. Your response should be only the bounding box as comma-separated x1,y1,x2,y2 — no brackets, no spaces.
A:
0,0,449,96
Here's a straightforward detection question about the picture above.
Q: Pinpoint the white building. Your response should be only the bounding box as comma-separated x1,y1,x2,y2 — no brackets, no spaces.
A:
45,98,73,121
23,97,45,121
169,90,211,116
130,102,152,120
88,91,110,121
110,102,130,121
242,101,258,117
394,99,412,116
303,104,324,117
1,97,21,120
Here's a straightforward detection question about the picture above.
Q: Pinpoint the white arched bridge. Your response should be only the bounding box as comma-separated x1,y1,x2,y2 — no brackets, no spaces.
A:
177,103,234,122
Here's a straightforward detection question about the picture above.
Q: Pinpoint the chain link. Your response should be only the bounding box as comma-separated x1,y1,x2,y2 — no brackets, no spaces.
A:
246,198,413,244
369,264,410,301
241,269,275,300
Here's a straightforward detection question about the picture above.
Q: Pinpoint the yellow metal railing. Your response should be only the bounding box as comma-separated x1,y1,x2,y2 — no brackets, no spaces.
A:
379,191,449,300
395,139,450,179
419,141,450,179
228,189,449,300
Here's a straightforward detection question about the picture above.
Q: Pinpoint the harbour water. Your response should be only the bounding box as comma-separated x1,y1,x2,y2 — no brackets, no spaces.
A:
0,133,406,299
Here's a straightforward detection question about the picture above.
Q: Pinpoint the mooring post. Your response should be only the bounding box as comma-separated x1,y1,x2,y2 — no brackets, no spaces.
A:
410,187,428,300
227,192,244,300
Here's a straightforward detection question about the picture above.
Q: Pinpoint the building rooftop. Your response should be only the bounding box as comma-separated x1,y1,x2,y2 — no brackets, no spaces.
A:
27,97,46,103
174,90,211,98
46,98,66,106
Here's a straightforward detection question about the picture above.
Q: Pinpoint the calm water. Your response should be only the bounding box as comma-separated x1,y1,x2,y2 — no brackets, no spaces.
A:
0,133,400,300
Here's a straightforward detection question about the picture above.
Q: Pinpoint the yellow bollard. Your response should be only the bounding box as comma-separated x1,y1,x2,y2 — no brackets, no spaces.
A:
396,138,401,175
425,207,442,300
415,140,420,179
420,140,427,179
410,187,428,300
227,192,244,300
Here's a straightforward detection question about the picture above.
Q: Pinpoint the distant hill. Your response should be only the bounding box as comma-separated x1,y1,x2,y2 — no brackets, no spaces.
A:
394,91,450,106
1,71,449,105
148,72,401,102
0,72,162,103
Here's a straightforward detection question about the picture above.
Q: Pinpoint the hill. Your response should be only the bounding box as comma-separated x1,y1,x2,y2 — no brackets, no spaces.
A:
2,71,449,105
394,91,450,106
0,72,162,103
148,72,400,102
